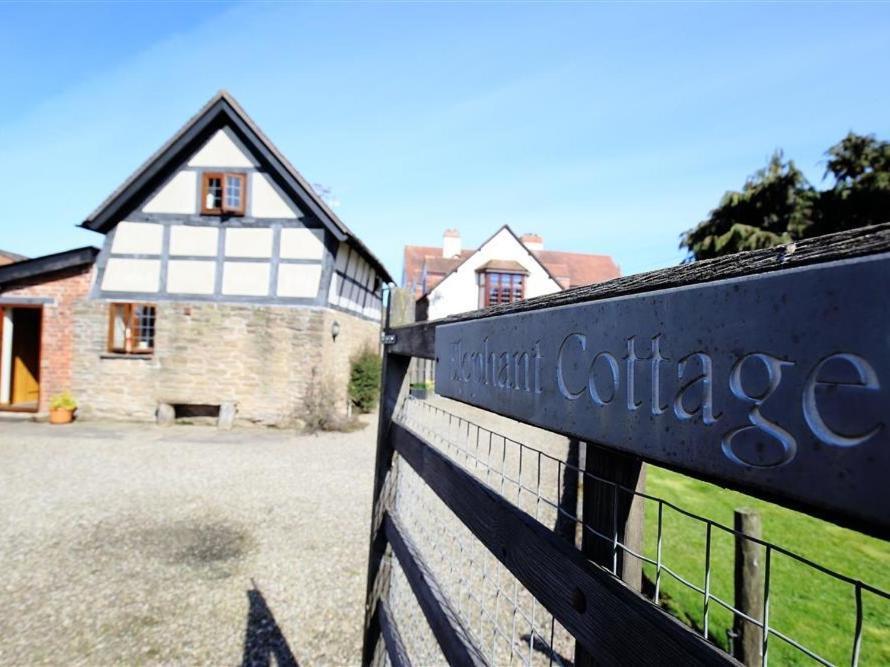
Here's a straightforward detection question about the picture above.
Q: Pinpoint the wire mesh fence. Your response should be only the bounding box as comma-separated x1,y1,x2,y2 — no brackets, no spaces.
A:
383,418,574,665
391,395,890,666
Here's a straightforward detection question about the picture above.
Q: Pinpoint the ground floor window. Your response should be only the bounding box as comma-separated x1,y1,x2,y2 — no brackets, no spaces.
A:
108,303,156,354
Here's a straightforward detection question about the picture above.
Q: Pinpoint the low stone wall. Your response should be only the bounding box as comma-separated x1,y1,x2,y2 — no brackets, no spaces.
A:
72,300,379,426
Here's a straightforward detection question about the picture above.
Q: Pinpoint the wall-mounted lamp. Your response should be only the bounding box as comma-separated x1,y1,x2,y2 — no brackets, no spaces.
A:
331,320,341,341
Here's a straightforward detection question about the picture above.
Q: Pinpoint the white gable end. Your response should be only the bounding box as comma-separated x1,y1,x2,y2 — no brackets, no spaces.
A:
250,172,299,219
143,170,197,214
426,227,562,319
187,129,256,168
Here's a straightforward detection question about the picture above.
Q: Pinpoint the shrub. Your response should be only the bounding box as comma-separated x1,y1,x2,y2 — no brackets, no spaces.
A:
49,392,77,411
349,346,381,413
302,368,338,432
302,368,367,433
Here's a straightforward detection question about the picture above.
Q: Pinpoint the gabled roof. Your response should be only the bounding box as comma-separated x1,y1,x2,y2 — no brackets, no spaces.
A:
402,245,472,294
403,225,620,299
0,249,27,264
533,249,620,288
81,90,392,282
0,246,98,289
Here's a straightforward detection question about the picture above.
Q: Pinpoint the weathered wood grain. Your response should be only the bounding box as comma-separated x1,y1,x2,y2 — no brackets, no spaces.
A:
391,422,736,666
576,446,647,667
378,600,411,667
362,296,412,666
384,512,488,667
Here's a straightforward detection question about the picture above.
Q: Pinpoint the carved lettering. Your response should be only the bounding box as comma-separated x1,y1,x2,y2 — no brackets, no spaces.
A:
723,353,796,468
444,327,884,473
588,352,620,407
673,352,720,425
650,334,669,416
557,333,586,400
803,353,882,447
624,336,643,411
513,350,530,392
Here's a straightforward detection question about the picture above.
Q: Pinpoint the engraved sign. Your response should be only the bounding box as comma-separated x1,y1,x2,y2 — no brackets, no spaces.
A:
435,255,890,532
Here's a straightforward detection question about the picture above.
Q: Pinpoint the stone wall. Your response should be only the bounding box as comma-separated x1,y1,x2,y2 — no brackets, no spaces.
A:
72,300,379,426
2,267,94,413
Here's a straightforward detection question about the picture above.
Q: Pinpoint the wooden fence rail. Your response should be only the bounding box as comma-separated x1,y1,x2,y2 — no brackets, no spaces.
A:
363,224,890,665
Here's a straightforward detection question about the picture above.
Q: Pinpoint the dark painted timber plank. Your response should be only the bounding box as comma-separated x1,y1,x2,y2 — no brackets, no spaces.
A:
389,321,436,360
384,512,488,667
378,600,411,667
433,250,890,538
362,299,412,666
391,422,736,666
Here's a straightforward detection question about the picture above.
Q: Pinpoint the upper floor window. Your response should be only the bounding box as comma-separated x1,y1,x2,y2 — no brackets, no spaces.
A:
108,303,156,354
480,271,525,307
202,172,246,215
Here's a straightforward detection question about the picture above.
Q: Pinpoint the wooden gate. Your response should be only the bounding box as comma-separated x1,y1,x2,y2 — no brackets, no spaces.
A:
362,225,890,666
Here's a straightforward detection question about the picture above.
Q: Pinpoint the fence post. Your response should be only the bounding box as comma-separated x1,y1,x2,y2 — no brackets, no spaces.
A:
575,443,646,666
361,286,411,666
732,508,764,666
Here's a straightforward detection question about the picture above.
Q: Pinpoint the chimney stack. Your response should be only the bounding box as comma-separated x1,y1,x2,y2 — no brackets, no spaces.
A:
520,233,543,251
443,228,461,258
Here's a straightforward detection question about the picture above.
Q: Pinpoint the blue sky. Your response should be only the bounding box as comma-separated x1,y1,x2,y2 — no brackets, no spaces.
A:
1,1,888,279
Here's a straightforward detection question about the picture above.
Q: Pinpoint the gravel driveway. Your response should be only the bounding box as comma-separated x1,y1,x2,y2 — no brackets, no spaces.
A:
0,418,377,666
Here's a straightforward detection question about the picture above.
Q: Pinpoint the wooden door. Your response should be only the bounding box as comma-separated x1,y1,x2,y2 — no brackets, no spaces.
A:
11,308,40,405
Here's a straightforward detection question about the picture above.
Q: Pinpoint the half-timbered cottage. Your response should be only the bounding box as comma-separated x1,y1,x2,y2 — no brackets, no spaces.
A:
0,91,391,425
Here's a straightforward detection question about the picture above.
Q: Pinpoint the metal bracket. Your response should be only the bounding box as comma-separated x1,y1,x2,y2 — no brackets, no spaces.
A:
381,333,398,346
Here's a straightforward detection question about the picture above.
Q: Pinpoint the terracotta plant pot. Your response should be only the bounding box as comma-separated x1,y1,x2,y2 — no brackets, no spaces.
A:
49,407,74,425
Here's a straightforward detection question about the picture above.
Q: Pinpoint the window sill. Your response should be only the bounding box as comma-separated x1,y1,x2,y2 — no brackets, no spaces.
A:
100,353,154,361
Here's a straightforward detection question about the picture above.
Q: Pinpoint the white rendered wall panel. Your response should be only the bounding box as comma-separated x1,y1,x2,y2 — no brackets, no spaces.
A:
102,258,161,292
169,226,218,256
167,260,216,294
187,129,256,168
250,173,298,219
225,228,273,258
222,262,270,296
279,228,323,259
277,263,322,298
111,222,163,255
143,171,197,214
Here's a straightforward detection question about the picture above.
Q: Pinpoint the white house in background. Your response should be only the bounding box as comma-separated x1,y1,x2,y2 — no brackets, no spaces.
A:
404,226,620,320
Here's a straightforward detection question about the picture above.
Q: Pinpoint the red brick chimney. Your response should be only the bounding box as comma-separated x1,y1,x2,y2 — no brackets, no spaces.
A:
520,233,543,251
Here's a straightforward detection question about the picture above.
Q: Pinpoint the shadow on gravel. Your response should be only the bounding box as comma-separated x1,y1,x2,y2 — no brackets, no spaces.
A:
242,584,299,667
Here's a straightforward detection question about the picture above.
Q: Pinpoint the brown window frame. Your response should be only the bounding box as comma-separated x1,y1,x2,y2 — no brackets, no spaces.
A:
201,172,247,216
107,303,156,355
481,271,526,308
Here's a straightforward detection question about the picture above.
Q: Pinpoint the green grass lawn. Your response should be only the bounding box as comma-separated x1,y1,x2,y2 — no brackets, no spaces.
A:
640,467,890,665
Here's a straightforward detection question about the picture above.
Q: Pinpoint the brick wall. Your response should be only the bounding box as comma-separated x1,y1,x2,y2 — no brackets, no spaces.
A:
2,267,95,412
72,300,379,426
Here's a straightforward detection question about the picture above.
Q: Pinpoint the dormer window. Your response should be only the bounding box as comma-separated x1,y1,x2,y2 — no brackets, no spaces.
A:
201,172,246,215
476,260,528,307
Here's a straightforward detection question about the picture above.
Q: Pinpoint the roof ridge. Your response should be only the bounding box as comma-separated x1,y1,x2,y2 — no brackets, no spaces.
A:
79,90,392,282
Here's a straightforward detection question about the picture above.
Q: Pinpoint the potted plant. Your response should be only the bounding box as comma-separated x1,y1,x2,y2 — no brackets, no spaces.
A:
49,392,77,425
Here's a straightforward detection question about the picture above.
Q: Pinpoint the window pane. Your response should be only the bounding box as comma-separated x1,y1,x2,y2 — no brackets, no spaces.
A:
111,306,127,350
484,272,524,305
206,177,222,209
226,175,242,210
134,305,156,350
